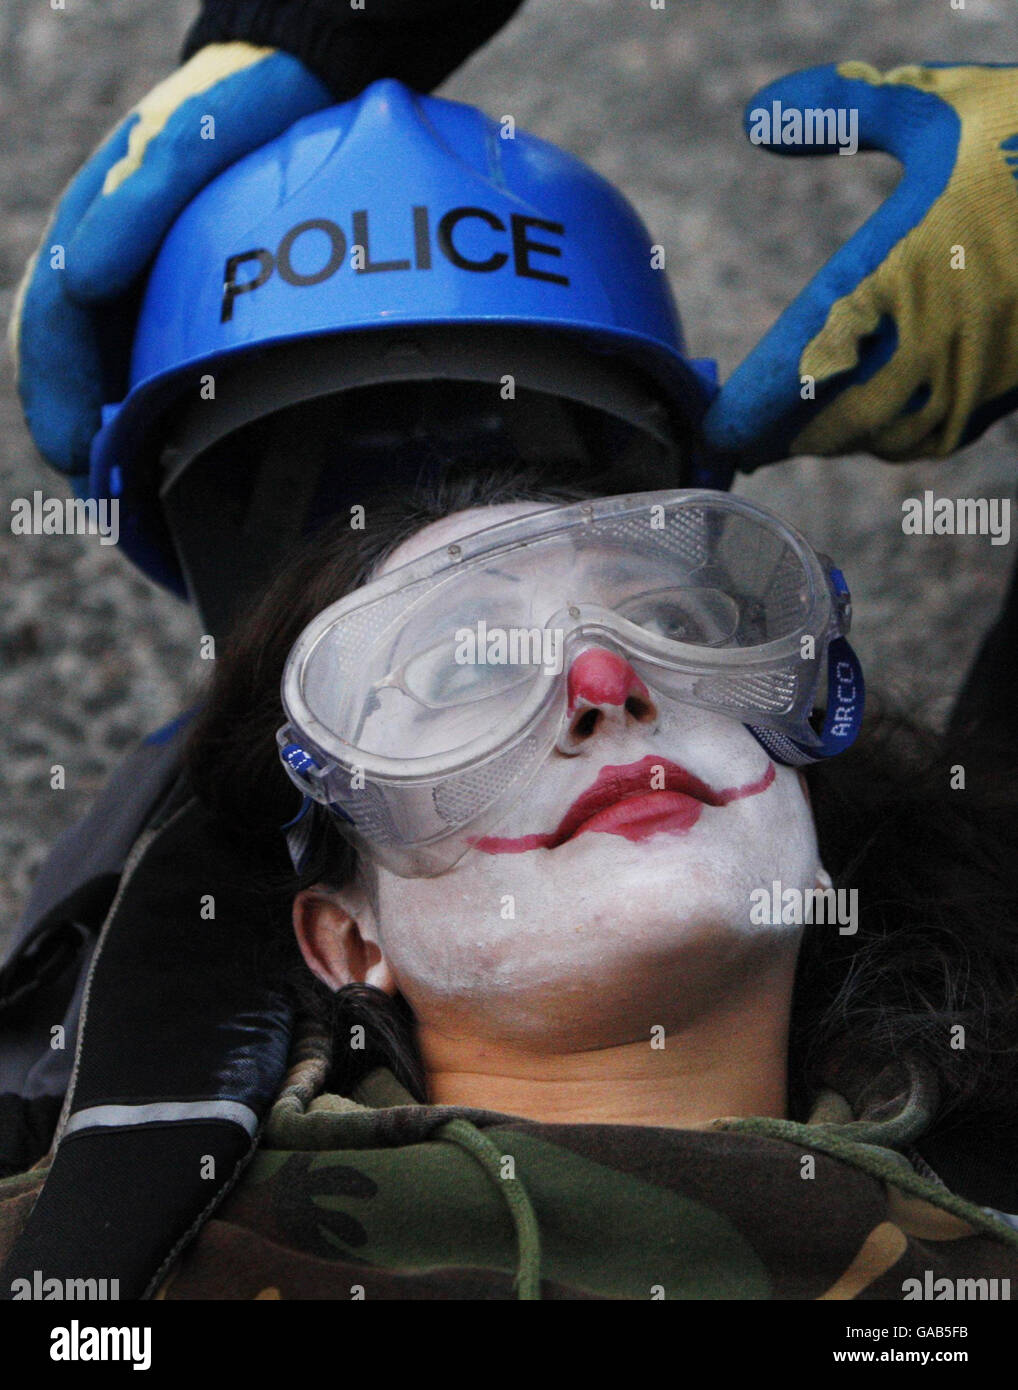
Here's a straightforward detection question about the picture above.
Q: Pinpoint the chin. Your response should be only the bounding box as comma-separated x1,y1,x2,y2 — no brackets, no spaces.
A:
543,820,740,881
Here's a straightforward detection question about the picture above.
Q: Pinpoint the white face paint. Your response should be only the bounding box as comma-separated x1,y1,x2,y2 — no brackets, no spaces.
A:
360,504,826,1052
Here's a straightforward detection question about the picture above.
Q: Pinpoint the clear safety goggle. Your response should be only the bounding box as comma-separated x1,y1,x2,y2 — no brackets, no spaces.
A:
278,489,864,877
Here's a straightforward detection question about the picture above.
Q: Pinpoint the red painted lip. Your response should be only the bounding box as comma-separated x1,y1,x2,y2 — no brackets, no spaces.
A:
470,754,776,854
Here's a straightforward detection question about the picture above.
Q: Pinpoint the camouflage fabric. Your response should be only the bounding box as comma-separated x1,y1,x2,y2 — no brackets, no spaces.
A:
3,1025,1016,1301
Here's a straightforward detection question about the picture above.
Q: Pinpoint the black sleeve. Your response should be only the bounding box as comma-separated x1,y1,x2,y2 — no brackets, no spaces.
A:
180,0,527,100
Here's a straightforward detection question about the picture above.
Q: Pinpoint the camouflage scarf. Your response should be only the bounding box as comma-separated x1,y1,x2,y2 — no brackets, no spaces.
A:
141,1024,1018,1300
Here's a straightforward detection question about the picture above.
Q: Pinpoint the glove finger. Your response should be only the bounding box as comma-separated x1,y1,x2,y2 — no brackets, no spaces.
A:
67,47,330,300
957,382,1018,452
9,117,134,376
702,267,897,466
789,351,932,459
9,121,146,477
702,114,965,471
14,270,110,481
799,280,895,385
743,61,959,163
870,404,952,461
871,321,1017,460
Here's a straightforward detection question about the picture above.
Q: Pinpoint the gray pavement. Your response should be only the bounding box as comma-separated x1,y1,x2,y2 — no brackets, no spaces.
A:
2,0,1017,940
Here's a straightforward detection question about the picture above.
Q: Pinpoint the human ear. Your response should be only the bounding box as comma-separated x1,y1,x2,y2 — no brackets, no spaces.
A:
292,881,397,995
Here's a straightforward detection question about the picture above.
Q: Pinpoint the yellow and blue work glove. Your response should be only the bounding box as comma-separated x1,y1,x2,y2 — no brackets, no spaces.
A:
9,43,333,494
702,62,1018,468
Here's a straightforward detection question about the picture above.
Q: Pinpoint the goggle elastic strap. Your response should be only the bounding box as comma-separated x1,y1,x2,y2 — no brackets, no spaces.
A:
747,636,865,767
279,744,318,873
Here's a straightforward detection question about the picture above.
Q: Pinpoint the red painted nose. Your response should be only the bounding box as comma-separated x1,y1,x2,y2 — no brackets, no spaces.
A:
567,647,652,714
559,648,657,752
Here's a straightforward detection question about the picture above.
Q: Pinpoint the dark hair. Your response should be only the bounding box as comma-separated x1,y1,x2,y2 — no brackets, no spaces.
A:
185,457,1018,1133
795,711,1018,1131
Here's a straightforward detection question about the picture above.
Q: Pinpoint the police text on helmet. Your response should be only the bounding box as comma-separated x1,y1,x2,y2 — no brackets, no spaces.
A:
221,208,569,322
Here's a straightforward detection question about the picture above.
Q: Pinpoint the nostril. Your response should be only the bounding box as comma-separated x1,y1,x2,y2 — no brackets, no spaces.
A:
573,708,601,739
626,694,655,723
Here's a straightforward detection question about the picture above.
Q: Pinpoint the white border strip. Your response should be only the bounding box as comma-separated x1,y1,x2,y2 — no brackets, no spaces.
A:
62,1099,258,1139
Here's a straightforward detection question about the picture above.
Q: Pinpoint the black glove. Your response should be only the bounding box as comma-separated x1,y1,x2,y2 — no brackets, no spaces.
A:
182,0,529,99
